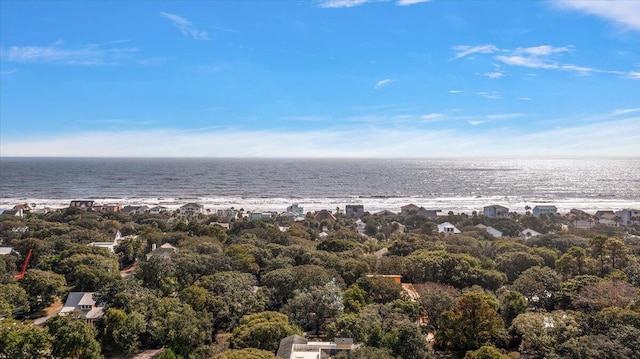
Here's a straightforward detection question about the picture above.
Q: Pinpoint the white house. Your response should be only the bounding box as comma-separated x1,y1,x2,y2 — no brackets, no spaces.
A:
277,335,358,359
521,228,542,239
60,292,104,325
286,203,304,218
614,209,640,226
475,224,503,237
180,203,205,216
438,222,461,236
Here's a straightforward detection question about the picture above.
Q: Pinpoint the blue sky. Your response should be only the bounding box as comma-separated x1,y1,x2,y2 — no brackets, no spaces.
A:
1,0,639,157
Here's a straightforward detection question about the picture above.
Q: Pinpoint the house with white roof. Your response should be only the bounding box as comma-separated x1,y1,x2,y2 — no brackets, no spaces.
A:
521,228,542,240
475,224,503,237
438,222,461,236
60,292,104,325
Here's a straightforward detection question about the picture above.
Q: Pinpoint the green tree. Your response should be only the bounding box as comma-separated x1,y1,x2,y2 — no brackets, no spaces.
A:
0,283,30,318
20,269,66,312
343,284,368,313
0,319,53,359
555,247,589,279
436,292,506,352
512,266,561,311
464,346,509,359
498,290,527,326
46,314,102,359
590,235,608,277
230,311,301,352
98,308,145,356
496,251,544,282
509,311,580,357
283,280,344,335
351,347,398,359
385,321,430,359
212,348,276,359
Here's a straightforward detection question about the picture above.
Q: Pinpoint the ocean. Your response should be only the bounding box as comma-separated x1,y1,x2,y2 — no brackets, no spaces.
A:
1,158,639,214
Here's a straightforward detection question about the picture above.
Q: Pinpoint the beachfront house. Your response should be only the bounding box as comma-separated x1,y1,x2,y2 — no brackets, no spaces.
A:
149,206,168,214
286,203,304,218
438,222,461,236
276,335,358,359
483,205,509,218
314,209,336,222
60,292,104,325
614,209,640,226
532,205,558,217
179,203,204,216
121,205,149,215
69,200,95,210
521,228,542,240
401,204,421,216
345,204,365,219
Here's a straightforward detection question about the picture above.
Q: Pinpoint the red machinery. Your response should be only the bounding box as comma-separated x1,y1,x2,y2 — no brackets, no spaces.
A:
14,248,33,279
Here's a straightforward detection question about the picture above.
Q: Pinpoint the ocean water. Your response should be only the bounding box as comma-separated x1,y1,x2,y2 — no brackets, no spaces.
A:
0,158,639,213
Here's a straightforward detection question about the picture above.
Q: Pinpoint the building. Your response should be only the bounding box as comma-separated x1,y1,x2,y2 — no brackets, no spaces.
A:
149,206,169,214
532,205,558,217
276,335,358,359
0,247,13,255
475,224,503,237
614,209,640,226
286,203,304,218
120,205,148,215
483,205,509,218
521,228,542,239
60,292,104,325
314,210,336,222
400,204,421,216
179,203,205,216
438,222,461,236
345,204,365,219
146,243,178,260
69,200,95,210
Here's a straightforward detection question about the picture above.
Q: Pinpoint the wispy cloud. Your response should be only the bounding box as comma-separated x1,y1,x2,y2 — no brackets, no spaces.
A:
160,12,209,40
455,43,633,78
3,116,638,157
448,90,463,94
0,40,138,65
612,108,640,115
476,91,501,100
451,44,499,59
374,78,393,89
518,97,532,101
0,68,18,75
487,113,525,120
317,0,373,8
397,0,433,5
421,113,444,121
552,0,640,31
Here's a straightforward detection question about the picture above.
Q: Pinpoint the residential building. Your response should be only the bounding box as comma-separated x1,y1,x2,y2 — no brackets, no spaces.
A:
595,210,615,219
69,200,95,210
438,222,461,236
286,203,304,218
355,219,367,235
532,205,558,217
149,206,169,214
400,204,421,216
483,205,509,218
121,205,149,215
146,243,178,260
614,209,640,226
92,204,122,213
314,210,336,222
276,336,357,359
179,203,204,216
60,292,104,325
216,208,238,221
345,204,365,218
521,228,542,239
0,209,24,218
0,247,13,255
475,224,503,237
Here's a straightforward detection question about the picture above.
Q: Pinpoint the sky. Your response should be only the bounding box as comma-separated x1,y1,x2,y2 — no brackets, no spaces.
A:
0,0,639,158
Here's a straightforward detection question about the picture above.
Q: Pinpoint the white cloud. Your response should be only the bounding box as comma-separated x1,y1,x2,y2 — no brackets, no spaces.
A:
626,71,640,80
612,108,640,115
515,45,571,56
397,0,432,5
495,55,557,69
487,113,525,120
484,71,504,79
452,44,499,59
421,113,444,121
160,12,209,40
518,97,532,101
317,0,374,8
476,91,501,99
468,120,486,126
2,116,638,158
552,0,640,31
448,90,463,93
374,79,393,89
0,68,18,75
0,41,138,65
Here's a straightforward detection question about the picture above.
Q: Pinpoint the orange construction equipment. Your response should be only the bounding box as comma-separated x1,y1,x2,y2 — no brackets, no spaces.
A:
14,248,33,280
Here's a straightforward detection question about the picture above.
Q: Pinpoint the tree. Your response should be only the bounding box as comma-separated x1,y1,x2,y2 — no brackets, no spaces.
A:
229,311,302,353
20,269,66,312
212,348,276,359
464,346,509,359
342,285,367,313
98,308,145,356
414,282,458,331
0,319,53,359
436,292,506,352
283,280,343,335
496,251,544,282
605,238,627,271
498,290,527,326
512,266,561,311
509,311,580,357
356,276,404,304
555,247,589,279
351,347,398,359
590,235,608,277
46,314,102,359
385,321,430,359
0,283,30,318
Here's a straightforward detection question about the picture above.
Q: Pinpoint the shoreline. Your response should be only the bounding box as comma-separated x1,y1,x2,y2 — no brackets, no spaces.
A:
2,196,639,215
